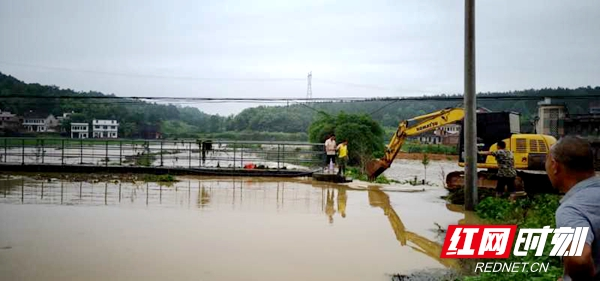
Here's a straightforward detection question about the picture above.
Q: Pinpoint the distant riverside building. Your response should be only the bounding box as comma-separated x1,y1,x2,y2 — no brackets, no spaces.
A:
536,97,566,138
22,111,59,133
92,119,119,138
71,123,89,139
590,101,600,114
0,110,20,132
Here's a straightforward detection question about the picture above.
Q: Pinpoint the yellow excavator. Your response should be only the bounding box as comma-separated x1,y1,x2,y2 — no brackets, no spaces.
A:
367,107,559,194
367,188,461,269
367,107,466,180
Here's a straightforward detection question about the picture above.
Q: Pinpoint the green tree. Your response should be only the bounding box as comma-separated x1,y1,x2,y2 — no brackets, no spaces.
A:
308,111,384,170
422,153,430,182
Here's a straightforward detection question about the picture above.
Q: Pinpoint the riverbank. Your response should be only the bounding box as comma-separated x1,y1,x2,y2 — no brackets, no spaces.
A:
395,152,458,162
395,194,565,281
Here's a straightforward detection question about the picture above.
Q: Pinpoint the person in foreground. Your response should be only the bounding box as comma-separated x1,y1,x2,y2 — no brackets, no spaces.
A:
546,136,599,281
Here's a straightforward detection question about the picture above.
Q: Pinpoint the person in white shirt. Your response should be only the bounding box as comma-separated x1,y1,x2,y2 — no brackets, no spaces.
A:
324,135,337,172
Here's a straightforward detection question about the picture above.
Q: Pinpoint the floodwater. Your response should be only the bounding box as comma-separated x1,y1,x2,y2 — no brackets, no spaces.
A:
0,160,469,281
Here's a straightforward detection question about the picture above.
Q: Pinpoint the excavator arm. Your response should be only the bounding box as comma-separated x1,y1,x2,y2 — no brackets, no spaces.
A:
367,107,465,180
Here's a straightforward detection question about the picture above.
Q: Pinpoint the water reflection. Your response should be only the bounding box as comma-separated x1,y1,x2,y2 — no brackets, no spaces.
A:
199,185,211,207
368,188,461,269
325,189,336,224
338,187,347,218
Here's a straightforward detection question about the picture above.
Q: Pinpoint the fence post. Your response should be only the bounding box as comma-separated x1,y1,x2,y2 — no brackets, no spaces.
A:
119,141,122,166
282,144,285,168
41,139,45,164
277,144,280,170
21,139,25,165
188,142,191,169
160,141,163,167
105,140,108,167
233,144,236,170
3,138,6,163
61,139,65,165
80,139,83,164
241,143,244,168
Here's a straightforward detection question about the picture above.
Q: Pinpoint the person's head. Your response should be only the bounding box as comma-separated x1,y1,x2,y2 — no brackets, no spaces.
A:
545,135,596,192
331,134,336,140
343,140,348,145
497,141,506,150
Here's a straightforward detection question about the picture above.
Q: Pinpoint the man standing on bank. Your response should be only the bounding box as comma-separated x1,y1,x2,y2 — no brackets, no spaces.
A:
479,140,518,198
324,134,337,172
546,136,599,281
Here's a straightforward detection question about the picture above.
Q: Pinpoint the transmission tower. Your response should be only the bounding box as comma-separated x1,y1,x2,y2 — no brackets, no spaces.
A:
306,71,312,99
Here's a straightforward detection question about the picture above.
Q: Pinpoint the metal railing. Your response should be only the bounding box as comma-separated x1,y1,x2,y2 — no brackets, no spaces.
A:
0,138,326,171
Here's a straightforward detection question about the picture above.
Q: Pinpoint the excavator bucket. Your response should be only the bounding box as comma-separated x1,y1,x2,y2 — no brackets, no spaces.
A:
366,159,389,180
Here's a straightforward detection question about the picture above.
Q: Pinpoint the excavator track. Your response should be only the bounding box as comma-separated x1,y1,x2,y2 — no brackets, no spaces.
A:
445,170,559,195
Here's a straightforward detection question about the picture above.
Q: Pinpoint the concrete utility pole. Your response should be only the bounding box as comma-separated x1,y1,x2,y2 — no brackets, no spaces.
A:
307,71,313,100
464,0,478,211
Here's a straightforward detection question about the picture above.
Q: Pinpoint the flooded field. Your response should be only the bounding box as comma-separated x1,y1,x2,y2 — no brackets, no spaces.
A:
0,160,468,281
0,142,316,170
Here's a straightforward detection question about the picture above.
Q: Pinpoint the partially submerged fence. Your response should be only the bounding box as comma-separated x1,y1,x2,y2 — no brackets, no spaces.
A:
0,138,326,171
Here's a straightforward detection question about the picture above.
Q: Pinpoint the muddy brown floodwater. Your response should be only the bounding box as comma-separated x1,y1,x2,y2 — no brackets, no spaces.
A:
0,163,468,281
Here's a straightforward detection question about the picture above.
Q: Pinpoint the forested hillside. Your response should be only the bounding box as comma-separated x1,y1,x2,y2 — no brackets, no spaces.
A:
1,72,599,140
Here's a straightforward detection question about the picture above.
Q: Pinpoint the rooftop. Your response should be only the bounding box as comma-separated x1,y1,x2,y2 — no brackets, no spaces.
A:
537,97,566,106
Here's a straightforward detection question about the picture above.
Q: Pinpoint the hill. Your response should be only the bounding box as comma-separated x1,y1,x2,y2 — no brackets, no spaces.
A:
1,72,599,140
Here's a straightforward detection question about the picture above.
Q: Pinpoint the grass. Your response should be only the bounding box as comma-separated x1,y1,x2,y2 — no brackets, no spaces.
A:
135,153,155,167
345,167,391,184
141,174,177,182
402,141,458,155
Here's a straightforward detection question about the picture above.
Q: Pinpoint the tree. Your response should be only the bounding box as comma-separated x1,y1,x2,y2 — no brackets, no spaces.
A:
308,111,384,171
422,153,430,183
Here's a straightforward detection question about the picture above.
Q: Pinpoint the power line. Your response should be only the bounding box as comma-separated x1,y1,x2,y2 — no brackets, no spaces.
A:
2,94,600,102
0,61,409,91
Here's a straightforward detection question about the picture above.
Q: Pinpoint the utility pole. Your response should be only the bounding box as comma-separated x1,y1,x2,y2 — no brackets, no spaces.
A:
464,0,478,211
307,71,312,100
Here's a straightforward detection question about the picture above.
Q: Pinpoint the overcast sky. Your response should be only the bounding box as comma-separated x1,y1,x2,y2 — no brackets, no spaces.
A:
1,0,599,115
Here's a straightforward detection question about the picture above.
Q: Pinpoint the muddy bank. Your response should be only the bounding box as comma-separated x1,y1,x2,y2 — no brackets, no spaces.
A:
0,171,175,184
395,152,458,162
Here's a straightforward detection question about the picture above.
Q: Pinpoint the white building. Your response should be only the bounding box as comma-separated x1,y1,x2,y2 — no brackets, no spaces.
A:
22,112,58,132
536,97,566,138
71,123,89,139
92,119,119,138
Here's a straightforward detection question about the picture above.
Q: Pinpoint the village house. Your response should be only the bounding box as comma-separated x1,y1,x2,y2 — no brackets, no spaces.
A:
0,110,20,133
71,123,89,139
92,119,119,138
22,111,59,133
